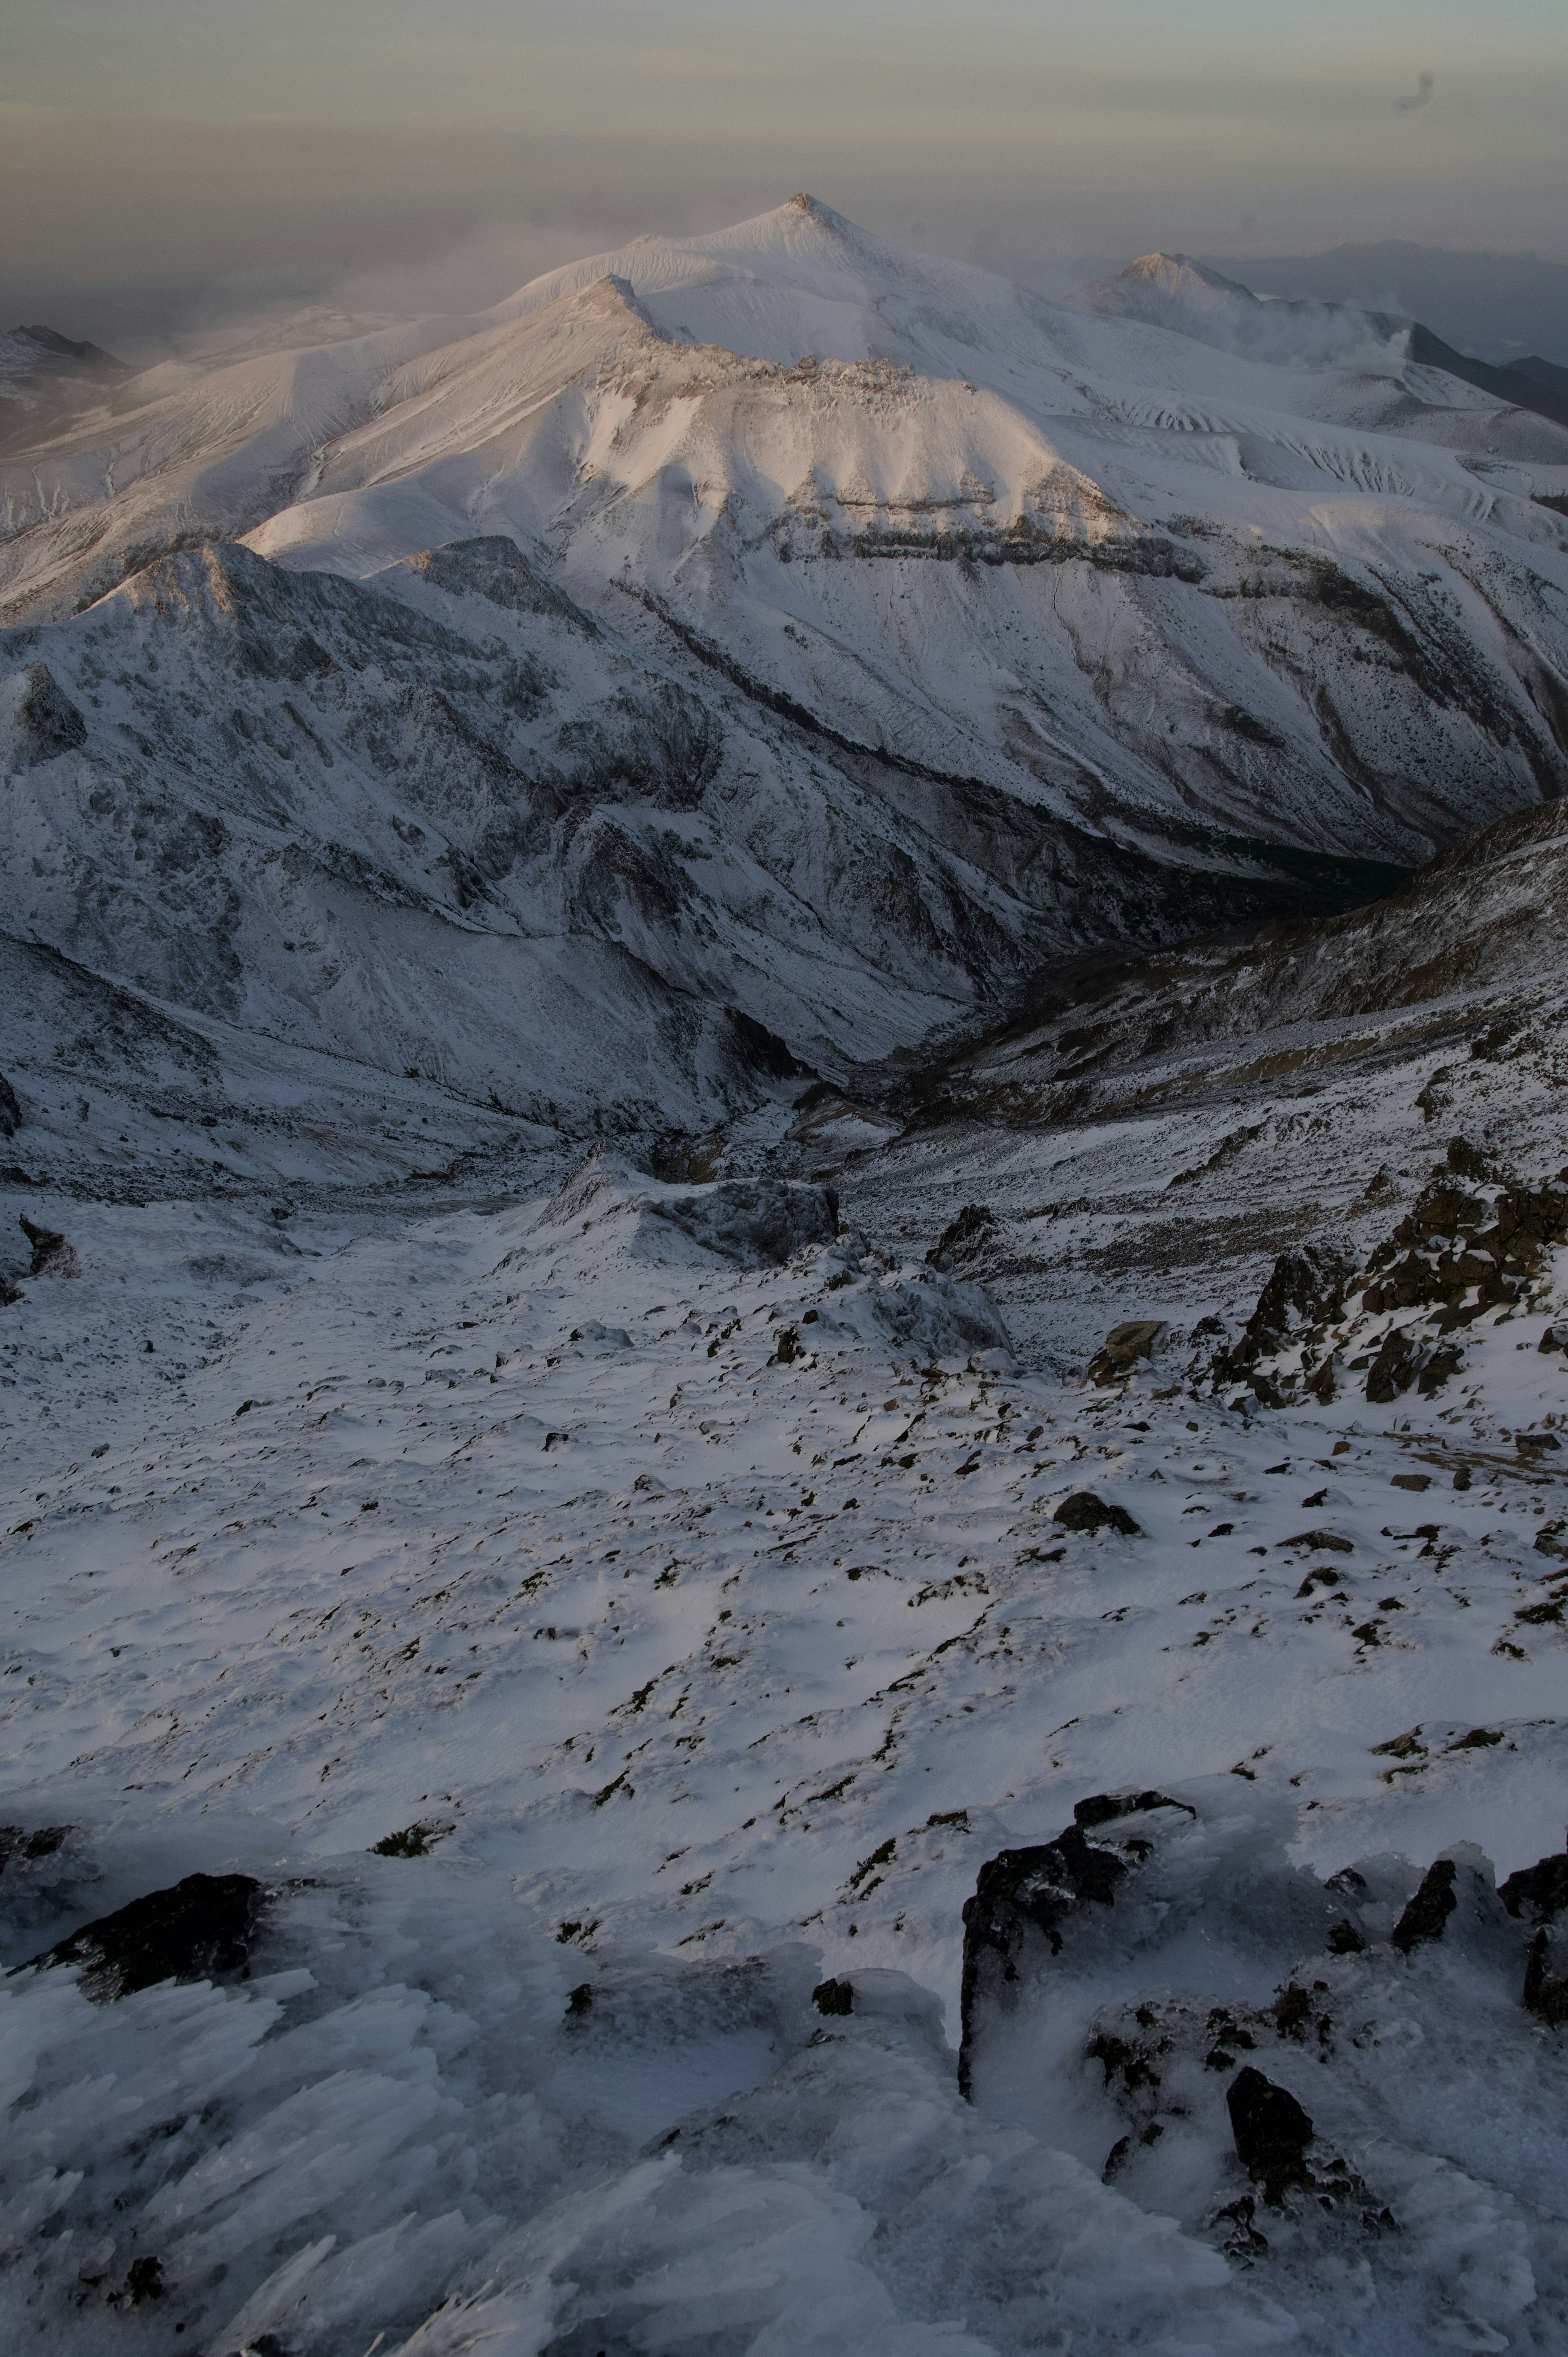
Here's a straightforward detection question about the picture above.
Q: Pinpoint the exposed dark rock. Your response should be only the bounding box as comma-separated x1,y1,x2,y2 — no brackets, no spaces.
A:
1361,1172,1568,1329
644,1177,840,1269
1523,1929,1568,2026
1417,1345,1464,1395
1283,1529,1353,1553
112,2255,165,2309
726,1007,812,1082
1366,1327,1419,1403
1226,2066,1314,2201
0,1823,71,1873
926,1204,998,1271
1214,1242,1354,1394
1327,1918,1368,1954
958,1804,1180,2094
1088,1319,1165,1385
1053,1491,1140,1536
1499,1851,1568,1924
813,1976,855,2016
371,1820,450,1857
0,660,87,770
16,1871,264,2002
20,1213,80,1276
1074,1791,1191,1830
0,1070,19,1137
772,1326,802,1365
1390,1858,1457,1953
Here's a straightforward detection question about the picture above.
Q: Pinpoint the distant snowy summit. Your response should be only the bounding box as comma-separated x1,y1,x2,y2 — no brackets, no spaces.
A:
1,196,1566,1153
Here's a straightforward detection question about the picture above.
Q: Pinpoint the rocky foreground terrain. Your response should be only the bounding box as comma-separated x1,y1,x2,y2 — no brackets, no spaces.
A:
3,202,1568,2355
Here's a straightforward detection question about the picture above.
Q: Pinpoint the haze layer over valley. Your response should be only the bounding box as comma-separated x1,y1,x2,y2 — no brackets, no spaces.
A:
4,201,1568,2357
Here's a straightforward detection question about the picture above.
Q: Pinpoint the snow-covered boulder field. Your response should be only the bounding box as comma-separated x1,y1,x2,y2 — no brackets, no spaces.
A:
4,1139,1568,2353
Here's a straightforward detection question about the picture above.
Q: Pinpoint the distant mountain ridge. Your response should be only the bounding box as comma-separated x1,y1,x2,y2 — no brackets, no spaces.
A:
1,197,1566,1162
1200,239,1568,368
1071,252,1568,432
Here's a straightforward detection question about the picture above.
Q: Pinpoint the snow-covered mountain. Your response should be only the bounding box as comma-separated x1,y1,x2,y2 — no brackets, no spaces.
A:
3,198,1567,1149
6,201,1568,2355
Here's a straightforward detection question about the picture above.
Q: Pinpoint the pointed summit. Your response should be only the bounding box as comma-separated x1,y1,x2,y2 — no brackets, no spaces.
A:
1073,252,1260,322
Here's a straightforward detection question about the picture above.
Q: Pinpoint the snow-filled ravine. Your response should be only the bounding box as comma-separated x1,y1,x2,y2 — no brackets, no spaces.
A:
4,1148,1568,2354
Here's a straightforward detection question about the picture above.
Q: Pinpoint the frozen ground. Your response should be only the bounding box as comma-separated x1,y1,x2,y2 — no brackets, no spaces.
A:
3,1091,1568,2350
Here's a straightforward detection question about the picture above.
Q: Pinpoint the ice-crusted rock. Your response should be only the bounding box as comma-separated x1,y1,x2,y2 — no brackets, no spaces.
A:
807,1260,1012,1362
638,1176,840,1269
958,1791,1197,2095
537,1147,840,1269
19,1871,264,2003
925,1203,997,1271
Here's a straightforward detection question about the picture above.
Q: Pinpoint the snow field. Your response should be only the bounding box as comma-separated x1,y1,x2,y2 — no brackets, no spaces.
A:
4,1153,1568,2348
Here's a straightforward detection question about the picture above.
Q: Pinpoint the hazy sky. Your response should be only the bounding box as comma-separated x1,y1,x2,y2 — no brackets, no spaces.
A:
6,0,1568,345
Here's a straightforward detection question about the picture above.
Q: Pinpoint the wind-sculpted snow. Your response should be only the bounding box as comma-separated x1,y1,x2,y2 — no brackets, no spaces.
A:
6,1143,1568,2349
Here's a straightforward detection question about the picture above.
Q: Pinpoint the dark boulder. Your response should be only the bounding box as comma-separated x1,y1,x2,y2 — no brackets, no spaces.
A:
813,1976,855,2016
1053,1491,1140,1536
1088,1320,1165,1385
1391,1857,1457,1953
0,1071,19,1138
1226,2066,1314,2201
17,1871,264,2003
20,1213,80,1277
1500,1851,1568,1924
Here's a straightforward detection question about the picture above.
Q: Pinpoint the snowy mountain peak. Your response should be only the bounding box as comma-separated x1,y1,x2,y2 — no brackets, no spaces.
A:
1103,252,1260,306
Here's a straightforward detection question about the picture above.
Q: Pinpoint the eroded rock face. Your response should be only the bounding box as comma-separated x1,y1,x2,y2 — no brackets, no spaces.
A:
1213,1241,1355,1403
641,1177,840,1269
0,1070,20,1137
1214,1144,1568,1408
926,1204,998,1271
20,1871,264,2003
